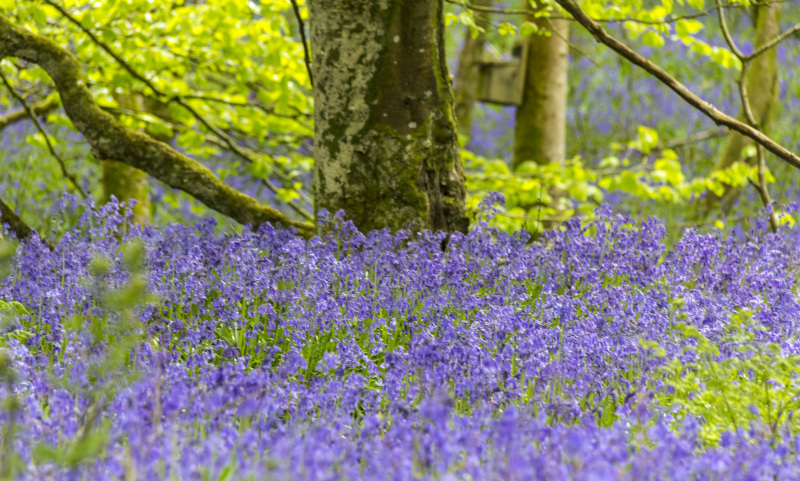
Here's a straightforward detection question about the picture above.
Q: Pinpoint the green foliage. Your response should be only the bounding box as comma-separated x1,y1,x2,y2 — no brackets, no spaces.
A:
648,310,800,446
465,124,778,235
1,0,314,227
445,10,487,37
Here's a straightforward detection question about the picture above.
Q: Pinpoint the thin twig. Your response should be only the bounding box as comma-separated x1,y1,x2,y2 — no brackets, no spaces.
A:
0,72,87,199
544,18,600,66
182,94,312,122
657,128,726,151
747,144,779,232
736,63,757,140
715,0,745,60
288,0,314,88
744,22,800,61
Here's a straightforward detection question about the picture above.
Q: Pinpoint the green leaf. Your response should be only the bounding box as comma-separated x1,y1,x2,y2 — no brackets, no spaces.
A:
710,47,741,69
497,22,516,37
485,160,511,175
642,30,665,48
675,19,703,37
520,22,540,37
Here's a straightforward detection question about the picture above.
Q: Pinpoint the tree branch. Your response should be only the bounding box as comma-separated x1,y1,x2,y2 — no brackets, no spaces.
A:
0,72,87,199
715,0,745,60
744,22,800,62
0,96,57,133
0,15,313,237
102,101,315,211
553,0,800,171
0,197,53,249
288,0,314,88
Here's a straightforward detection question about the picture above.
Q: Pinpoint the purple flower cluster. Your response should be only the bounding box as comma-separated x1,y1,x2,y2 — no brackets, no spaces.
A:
2,202,800,479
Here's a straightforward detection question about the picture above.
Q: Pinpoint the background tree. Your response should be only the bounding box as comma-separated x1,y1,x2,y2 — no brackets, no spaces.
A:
710,3,782,214
102,93,153,225
513,0,570,169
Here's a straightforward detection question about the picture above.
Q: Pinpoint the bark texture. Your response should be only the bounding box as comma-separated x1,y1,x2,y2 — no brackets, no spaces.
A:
0,16,313,237
309,0,469,234
513,3,570,169
453,0,491,137
0,198,34,241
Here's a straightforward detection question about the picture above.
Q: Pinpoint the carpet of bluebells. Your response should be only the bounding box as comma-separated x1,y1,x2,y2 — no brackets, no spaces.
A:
4,198,800,480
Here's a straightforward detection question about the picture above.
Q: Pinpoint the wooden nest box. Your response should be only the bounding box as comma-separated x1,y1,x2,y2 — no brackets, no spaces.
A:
476,40,529,106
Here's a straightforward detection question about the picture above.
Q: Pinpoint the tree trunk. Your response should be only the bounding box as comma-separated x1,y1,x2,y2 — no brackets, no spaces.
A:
103,93,151,224
711,4,781,211
309,0,469,234
513,4,569,169
453,0,491,138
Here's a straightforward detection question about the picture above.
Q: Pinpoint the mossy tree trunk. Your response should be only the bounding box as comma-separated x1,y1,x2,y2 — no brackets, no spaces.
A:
309,0,469,234
103,93,151,224
513,2,569,169
453,0,491,138
710,4,780,212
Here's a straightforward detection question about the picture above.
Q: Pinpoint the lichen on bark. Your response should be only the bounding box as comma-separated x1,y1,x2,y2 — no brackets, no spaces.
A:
309,0,468,234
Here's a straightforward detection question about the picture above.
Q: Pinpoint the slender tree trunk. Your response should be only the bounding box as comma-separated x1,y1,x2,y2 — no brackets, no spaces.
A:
103,93,151,224
309,0,468,234
513,3,569,169
101,160,150,223
453,0,491,138
711,4,781,211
